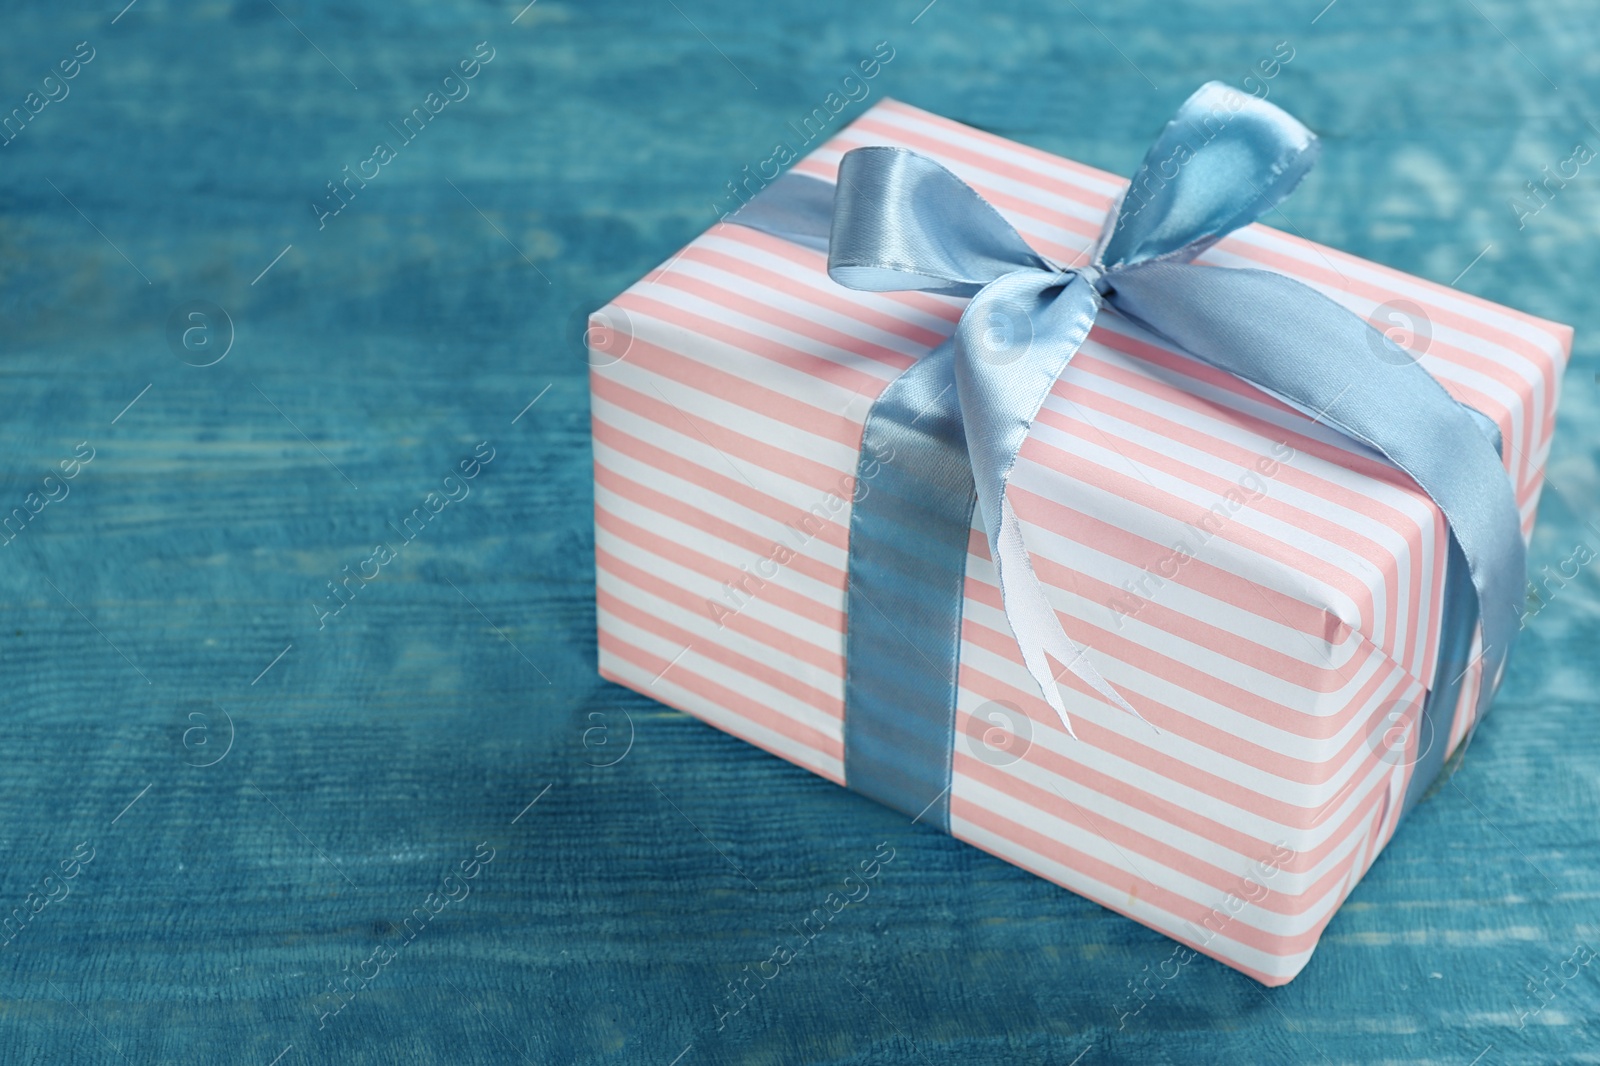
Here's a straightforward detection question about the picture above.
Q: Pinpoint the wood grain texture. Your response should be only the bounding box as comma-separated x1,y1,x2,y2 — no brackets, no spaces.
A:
0,0,1596,1062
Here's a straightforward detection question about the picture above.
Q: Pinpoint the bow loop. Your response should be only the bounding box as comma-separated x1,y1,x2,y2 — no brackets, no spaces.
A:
829,147,1051,297
1096,81,1320,271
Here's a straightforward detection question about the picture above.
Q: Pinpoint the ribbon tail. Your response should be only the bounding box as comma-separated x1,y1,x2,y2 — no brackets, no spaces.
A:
992,493,1143,737
1096,82,1319,271
1107,262,1525,739
953,270,1142,734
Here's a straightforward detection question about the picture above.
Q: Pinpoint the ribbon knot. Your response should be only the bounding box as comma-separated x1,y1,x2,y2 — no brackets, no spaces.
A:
1073,264,1112,300
822,82,1525,743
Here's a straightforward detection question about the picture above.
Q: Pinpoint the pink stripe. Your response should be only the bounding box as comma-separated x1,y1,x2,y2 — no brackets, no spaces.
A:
958,659,1400,813
599,587,842,720
954,749,1382,916
1086,314,1484,680
952,718,1387,880
962,557,1357,695
595,463,846,592
614,334,864,448
680,242,948,349
1230,226,1566,375
1058,355,1428,536
1062,332,1452,675
973,500,1342,646
597,639,842,780
1044,366,1434,677
591,416,850,554
1017,433,1380,645
1211,253,1534,487
1029,402,1406,663
596,547,841,676
1087,325,1438,493
616,291,891,400
645,267,917,374
960,608,1396,754
592,374,850,495
951,796,1355,962
1211,239,1554,423
597,504,845,633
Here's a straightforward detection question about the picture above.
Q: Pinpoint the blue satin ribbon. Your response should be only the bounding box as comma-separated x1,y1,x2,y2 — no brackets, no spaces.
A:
729,83,1523,828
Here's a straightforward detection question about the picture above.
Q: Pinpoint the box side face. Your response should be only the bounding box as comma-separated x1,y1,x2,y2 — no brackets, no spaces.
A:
590,98,1571,984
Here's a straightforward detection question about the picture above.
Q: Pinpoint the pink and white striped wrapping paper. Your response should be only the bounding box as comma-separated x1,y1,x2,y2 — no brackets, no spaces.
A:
587,99,1572,984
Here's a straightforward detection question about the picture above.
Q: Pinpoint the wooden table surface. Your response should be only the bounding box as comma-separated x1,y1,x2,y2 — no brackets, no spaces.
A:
1,0,1597,1062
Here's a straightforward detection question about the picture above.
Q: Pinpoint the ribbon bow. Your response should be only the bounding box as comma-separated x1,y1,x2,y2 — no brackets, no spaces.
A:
821,82,1524,741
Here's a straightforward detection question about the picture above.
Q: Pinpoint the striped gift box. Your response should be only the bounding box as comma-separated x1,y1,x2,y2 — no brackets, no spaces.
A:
587,98,1571,984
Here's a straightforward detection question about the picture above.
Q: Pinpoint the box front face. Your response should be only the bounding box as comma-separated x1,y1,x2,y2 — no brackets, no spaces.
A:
589,99,1571,984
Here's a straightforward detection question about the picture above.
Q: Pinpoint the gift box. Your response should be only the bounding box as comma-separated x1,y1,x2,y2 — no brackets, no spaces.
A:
586,91,1571,984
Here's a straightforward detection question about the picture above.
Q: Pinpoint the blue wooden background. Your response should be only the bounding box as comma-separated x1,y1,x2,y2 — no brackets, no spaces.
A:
2,0,1598,1062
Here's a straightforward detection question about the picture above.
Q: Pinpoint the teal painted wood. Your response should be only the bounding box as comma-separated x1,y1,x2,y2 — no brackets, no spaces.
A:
0,0,1597,1062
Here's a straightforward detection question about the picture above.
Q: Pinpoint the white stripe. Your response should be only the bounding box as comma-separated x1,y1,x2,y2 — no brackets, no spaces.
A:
949,809,1332,983
597,522,843,664
594,436,851,574
953,772,1371,940
596,479,847,630
951,717,1393,904
598,642,841,780
597,603,841,739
